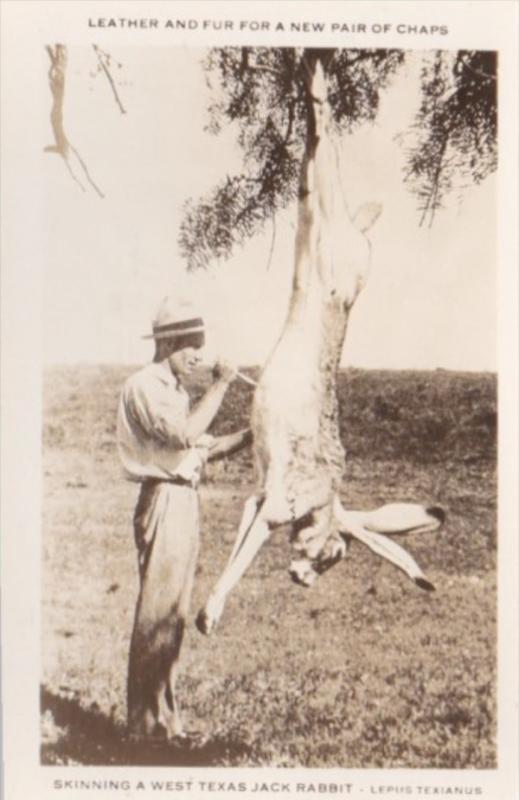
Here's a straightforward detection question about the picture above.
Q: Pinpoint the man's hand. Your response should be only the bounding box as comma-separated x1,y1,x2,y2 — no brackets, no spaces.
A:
212,359,237,384
195,433,216,450
207,428,253,461
186,361,236,444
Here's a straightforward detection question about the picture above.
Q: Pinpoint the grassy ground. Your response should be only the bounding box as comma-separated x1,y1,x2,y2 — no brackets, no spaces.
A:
41,365,497,767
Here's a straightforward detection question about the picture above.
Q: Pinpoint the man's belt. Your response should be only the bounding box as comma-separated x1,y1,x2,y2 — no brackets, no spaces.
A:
166,475,199,489
142,474,199,489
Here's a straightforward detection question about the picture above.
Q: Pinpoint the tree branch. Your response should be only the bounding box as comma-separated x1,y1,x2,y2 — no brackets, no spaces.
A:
45,44,104,198
459,54,497,82
266,214,277,271
92,44,126,114
246,64,286,79
283,97,296,145
419,132,449,227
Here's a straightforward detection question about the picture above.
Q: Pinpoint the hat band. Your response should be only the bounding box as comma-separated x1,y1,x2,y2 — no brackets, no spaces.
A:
154,317,204,335
143,317,205,340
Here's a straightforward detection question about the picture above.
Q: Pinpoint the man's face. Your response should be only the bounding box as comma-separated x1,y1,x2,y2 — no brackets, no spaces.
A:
166,332,205,379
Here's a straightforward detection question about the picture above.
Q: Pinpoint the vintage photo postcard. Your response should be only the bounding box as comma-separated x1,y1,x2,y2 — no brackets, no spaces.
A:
1,1,518,799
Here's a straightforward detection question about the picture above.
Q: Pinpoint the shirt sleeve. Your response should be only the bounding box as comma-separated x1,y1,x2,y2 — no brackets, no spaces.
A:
125,374,188,449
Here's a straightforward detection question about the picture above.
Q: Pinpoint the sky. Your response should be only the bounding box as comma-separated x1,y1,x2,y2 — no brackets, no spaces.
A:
32,46,496,370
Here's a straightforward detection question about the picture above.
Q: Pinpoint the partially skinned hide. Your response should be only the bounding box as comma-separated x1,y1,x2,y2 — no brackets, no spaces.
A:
196,57,442,636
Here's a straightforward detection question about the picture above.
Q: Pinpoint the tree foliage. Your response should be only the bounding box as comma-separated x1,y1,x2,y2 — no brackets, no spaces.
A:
404,50,497,226
178,47,497,269
178,47,405,270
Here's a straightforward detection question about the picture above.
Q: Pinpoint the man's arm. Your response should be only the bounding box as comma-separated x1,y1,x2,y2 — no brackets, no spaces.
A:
185,361,236,445
206,429,253,461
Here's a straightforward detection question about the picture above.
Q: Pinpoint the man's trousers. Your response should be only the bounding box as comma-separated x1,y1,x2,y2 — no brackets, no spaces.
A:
127,479,200,739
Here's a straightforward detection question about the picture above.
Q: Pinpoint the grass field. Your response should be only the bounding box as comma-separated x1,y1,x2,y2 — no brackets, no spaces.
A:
41,365,497,768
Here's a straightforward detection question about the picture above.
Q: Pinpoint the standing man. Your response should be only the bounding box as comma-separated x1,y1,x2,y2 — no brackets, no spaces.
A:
117,296,251,741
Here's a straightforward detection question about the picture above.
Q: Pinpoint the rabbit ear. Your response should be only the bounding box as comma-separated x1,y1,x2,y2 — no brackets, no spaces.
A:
352,202,383,233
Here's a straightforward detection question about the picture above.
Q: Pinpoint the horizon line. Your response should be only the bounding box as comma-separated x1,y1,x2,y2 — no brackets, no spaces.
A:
42,362,498,376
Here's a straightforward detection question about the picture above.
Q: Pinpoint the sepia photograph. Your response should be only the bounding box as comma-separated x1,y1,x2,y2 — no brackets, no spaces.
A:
1,2,518,799
40,42,497,767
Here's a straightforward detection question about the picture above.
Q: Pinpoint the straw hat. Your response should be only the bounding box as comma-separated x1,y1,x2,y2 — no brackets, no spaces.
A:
143,296,205,340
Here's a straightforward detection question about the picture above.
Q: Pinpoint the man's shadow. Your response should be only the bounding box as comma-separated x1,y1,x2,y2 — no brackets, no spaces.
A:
40,686,251,766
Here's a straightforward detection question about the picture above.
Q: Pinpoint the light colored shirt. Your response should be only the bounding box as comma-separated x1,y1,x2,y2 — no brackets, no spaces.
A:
117,362,210,484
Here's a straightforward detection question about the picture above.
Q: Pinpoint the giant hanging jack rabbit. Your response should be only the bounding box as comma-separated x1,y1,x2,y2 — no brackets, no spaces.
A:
196,54,445,636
